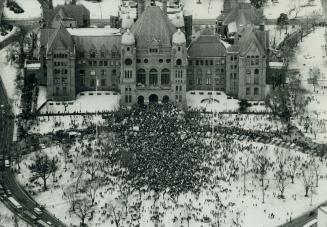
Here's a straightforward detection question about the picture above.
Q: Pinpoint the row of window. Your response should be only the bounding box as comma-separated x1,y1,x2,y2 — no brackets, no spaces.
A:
54,77,68,85
188,68,225,76
80,78,112,87
190,77,225,86
54,86,68,96
189,59,225,66
88,60,120,67
53,53,68,59
79,69,117,77
136,59,173,64
82,51,120,59
136,69,170,85
54,61,68,66
246,87,260,96
53,68,68,75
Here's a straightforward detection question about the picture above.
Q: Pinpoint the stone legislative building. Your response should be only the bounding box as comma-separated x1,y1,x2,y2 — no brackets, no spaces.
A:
35,0,269,108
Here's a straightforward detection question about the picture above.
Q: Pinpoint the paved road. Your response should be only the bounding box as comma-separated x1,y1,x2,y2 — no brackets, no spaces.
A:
0,76,67,226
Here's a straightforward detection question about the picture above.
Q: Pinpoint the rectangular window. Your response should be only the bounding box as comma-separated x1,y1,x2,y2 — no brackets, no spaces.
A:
91,79,95,87
246,87,250,95
104,61,108,66
101,69,105,76
206,78,211,85
254,75,259,85
197,78,202,85
99,61,103,66
101,79,106,86
93,61,97,66
254,87,259,95
89,61,92,66
63,87,67,95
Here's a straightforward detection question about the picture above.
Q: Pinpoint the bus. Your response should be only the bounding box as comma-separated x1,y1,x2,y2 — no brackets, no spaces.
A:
7,197,22,210
22,210,38,221
36,219,52,227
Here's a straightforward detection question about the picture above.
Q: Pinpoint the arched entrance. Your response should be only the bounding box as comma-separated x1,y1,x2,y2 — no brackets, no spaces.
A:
149,94,158,103
137,96,144,105
162,95,169,103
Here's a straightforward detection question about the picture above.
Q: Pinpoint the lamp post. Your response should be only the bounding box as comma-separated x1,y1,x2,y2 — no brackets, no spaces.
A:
0,104,7,177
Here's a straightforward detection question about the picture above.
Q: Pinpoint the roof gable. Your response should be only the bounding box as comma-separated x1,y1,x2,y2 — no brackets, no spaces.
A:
47,23,74,55
131,6,176,49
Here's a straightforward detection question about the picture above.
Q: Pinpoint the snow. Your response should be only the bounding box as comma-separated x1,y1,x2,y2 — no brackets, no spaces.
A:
287,27,327,143
0,46,22,115
182,0,223,19
67,28,121,36
0,202,29,226
39,91,120,114
75,0,121,19
0,27,19,42
25,63,40,69
37,86,47,110
3,0,42,19
15,133,327,227
266,25,301,49
187,90,239,112
264,0,323,19
269,61,284,68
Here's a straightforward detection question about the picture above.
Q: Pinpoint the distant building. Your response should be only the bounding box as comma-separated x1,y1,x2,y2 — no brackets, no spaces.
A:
34,0,270,108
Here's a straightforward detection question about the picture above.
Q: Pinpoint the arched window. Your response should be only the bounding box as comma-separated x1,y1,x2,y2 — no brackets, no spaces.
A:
136,69,146,85
161,68,170,85
254,68,259,74
149,69,158,85
176,59,182,66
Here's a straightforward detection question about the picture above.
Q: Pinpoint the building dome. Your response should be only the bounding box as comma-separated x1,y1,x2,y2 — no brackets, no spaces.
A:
172,29,186,45
122,15,134,29
122,29,135,45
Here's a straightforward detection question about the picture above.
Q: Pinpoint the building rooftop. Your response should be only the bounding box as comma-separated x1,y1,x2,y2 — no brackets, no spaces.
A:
131,6,176,49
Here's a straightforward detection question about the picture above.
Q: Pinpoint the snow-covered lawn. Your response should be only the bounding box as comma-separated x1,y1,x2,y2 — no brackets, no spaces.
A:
267,25,301,49
0,27,19,42
39,91,120,114
28,115,105,134
187,90,239,112
0,46,22,115
0,201,29,226
264,0,322,19
288,27,327,143
15,134,327,227
2,0,42,19
182,0,223,19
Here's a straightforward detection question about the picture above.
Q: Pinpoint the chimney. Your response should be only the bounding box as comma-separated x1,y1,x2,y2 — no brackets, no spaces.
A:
49,0,53,9
137,0,145,19
260,23,265,31
162,0,167,15
71,0,76,5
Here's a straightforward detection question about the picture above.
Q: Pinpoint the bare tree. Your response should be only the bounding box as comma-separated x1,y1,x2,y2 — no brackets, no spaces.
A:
64,184,80,212
83,158,99,181
28,152,58,191
288,156,299,184
309,158,320,187
253,151,270,188
275,149,289,199
108,201,124,227
302,166,315,197
239,155,250,196
74,197,93,227
85,179,100,207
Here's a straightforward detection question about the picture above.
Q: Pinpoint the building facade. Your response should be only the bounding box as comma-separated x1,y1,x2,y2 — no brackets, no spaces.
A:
36,0,269,108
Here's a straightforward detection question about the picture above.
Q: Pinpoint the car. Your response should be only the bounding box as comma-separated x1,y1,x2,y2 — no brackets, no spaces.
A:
34,207,42,215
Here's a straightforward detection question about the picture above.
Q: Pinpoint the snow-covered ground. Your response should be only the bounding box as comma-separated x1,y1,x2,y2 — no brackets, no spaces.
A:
267,25,301,49
264,0,323,19
182,0,223,19
0,46,22,115
2,0,42,19
39,91,120,114
0,201,29,226
0,27,19,42
288,27,327,143
67,27,120,36
28,115,105,134
53,0,121,19
15,134,327,227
